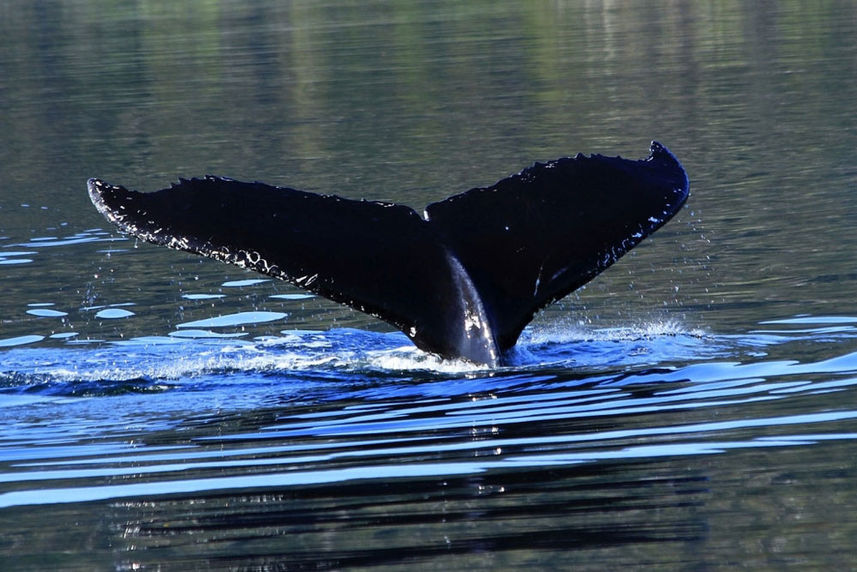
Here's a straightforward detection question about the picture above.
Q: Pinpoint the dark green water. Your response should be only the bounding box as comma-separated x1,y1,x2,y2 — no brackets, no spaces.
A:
2,2,857,569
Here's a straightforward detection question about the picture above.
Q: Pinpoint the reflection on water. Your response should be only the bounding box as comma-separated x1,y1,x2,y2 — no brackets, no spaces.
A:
3,1,857,569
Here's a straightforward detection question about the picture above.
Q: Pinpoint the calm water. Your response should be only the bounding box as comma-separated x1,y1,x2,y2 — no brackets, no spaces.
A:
2,1,857,569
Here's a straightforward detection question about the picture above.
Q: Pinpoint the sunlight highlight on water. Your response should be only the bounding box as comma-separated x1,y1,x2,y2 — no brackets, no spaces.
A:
176,311,289,329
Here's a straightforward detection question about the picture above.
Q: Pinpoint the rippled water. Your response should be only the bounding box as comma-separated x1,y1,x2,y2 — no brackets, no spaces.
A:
3,2,857,569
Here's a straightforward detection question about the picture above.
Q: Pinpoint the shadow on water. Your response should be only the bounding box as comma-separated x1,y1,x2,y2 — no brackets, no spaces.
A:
102,464,712,570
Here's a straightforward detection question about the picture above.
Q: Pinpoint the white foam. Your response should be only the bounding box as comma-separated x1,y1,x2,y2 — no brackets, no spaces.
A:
525,319,705,345
365,346,488,374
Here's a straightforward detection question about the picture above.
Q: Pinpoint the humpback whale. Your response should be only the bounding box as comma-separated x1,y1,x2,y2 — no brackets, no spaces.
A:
88,141,689,366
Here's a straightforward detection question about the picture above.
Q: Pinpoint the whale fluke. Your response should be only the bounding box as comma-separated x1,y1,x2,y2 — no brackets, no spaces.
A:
88,141,689,366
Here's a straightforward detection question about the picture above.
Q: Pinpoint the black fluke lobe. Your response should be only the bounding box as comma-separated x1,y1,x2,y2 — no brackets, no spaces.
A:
88,142,689,366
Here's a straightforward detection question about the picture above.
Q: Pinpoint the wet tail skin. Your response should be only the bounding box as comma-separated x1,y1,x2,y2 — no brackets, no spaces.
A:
88,141,689,366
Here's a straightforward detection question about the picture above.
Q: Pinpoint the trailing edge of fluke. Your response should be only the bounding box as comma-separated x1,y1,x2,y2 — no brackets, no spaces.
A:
88,141,690,366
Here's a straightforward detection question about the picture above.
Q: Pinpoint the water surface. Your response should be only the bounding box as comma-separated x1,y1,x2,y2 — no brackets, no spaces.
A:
2,2,857,569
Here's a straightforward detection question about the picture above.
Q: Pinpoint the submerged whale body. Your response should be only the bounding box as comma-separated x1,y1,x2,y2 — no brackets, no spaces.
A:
88,141,689,366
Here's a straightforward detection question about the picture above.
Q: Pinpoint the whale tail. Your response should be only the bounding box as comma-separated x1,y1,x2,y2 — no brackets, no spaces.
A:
88,141,689,365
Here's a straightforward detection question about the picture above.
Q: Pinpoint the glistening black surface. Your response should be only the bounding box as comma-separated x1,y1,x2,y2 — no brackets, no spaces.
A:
88,142,688,365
